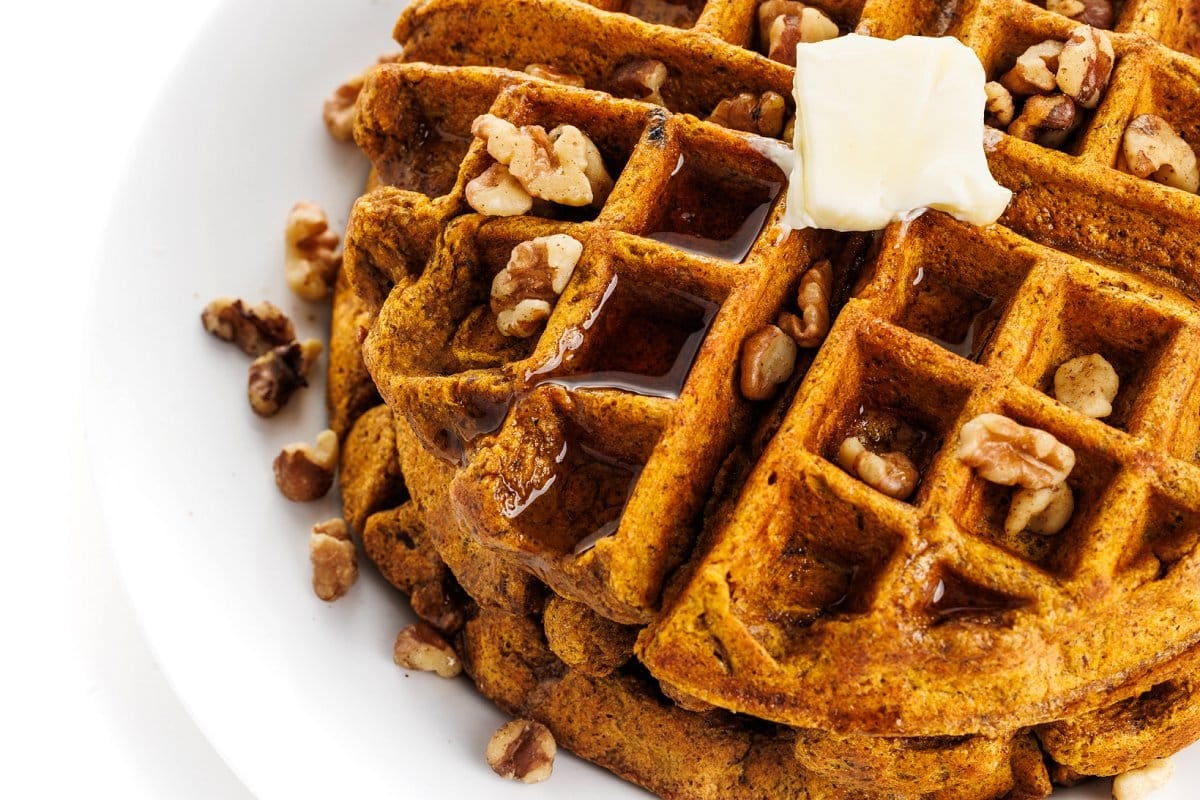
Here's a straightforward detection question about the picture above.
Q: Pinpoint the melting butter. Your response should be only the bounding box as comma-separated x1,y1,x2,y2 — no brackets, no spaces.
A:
766,34,1011,233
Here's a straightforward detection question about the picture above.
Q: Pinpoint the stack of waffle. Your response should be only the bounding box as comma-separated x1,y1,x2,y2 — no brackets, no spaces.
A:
329,0,1200,796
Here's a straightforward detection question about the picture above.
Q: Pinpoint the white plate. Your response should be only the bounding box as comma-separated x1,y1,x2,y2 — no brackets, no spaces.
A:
83,0,1199,797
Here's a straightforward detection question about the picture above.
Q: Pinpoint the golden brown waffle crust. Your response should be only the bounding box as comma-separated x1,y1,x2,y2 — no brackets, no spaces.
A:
331,0,1200,793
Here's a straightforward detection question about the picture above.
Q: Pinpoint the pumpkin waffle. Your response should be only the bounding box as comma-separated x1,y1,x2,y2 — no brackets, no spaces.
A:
328,0,1200,795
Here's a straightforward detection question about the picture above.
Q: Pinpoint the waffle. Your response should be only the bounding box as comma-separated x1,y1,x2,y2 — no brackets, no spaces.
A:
328,0,1200,795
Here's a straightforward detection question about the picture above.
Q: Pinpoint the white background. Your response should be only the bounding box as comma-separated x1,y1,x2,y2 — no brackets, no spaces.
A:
3,1,253,797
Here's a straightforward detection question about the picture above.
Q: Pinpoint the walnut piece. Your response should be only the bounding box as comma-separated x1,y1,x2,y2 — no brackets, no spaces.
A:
1000,41,1063,96
1122,114,1200,194
247,339,322,417
393,622,462,678
1056,24,1114,109
1053,0,1114,29
468,114,613,209
777,259,833,348
465,163,534,217
612,59,668,106
984,81,1015,128
838,436,920,500
1005,482,1075,535
274,429,339,502
1008,93,1078,148
310,519,357,601
323,74,364,142
956,413,1076,489
524,63,585,87
757,0,806,44
200,298,295,356
285,202,341,301
486,719,556,783
707,91,787,138
322,53,401,141
767,8,839,66
1054,353,1119,418
739,324,798,401
491,234,584,337
1111,758,1174,800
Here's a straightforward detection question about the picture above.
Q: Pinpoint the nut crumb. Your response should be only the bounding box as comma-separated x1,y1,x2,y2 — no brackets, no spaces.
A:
1054,353,1119,418
1008,93,1078,148
465,163,534,217
247,339,323,417
1112,758,1174,800
285,202,341,301
274,429,339,502
957,413,1075,489
310,519,357,601
200,298,295,356
486,719,556,783
393,622,462,678
838,436,919,500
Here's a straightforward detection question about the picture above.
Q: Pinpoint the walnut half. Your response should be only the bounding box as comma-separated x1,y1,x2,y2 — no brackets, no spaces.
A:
956,413,1075,489
467,115,613,210
491,234,584,338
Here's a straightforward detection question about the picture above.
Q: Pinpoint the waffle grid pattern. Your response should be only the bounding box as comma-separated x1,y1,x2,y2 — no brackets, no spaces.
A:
335,0,1200,794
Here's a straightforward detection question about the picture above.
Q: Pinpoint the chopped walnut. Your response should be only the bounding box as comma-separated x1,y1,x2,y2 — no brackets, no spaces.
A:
200,298,295,356
469,114,613,208
274,429,339,502
838,436,920,500
1000,41,1064,97
486,720,556,783
757,0,806,44
1008,93,1078,148
1054,353,1119,418
777,259,833,348
285,202,341,301
984,82,1016,128
767,9,839,66
707,91,787,138
323,74,364,142
740,324,798,401
321,53,401,141
247,339,322,417
1112,758,1174,800
465,163,534,217
310,519,357,601
1048,0,1114,29
611,59,668,106
1005,482,1075,535
1122,114,1200,194
524,63,586,87
956,413,1076,489
491,234,584,338
1056,24,1114,110
393,622,462,678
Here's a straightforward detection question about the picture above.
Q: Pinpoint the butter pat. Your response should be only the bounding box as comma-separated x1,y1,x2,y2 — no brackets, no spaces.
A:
784,34,1012,232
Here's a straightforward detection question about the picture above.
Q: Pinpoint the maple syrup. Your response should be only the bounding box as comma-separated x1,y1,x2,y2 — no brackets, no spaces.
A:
648,155,781,263
901,269,1002,361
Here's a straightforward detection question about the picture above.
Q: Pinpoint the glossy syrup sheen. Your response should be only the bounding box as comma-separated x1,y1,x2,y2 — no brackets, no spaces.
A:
648,154,781,263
